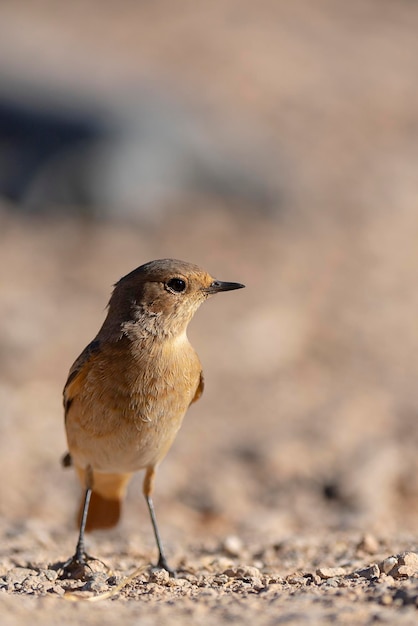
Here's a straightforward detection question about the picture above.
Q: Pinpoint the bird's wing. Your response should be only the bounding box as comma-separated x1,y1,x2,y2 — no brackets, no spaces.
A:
190,370,204,405
63,339,101,415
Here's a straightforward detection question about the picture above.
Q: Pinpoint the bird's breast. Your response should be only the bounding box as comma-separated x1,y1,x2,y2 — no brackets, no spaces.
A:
65,333,202,472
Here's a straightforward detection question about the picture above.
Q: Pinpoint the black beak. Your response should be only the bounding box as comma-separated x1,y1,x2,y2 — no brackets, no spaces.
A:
206,280,245,294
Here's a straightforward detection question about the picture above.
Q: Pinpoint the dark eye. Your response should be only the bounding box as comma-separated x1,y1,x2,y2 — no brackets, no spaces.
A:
166,278,187,293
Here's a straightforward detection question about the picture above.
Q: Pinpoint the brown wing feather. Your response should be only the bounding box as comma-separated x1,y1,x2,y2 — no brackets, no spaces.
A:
64,339,101,392
190,371,204,405
61,340,102,464
63,339,101,415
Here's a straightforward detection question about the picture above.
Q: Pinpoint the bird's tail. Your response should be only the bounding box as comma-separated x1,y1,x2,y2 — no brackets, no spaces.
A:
76,467,133,532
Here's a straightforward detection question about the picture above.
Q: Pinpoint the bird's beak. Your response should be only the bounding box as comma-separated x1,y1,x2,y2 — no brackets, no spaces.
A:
205,280,245,294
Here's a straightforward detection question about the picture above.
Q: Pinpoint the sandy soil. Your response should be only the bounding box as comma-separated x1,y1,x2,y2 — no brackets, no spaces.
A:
2,521,418,626
2,1,418,624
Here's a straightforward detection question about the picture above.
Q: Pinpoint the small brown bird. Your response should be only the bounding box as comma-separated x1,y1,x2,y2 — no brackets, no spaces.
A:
61,259,244,577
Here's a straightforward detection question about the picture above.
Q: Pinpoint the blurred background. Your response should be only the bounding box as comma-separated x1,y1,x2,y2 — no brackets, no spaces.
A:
1,0,418,556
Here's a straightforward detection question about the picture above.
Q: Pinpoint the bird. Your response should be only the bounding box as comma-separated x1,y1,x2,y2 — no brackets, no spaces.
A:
60,258,244,578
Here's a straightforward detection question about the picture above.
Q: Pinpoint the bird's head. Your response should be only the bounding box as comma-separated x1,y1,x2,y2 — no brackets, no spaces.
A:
104,259,244,339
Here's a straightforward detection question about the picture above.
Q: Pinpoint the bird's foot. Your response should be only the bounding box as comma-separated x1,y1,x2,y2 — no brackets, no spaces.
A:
154,554,176,578
58,552,107,581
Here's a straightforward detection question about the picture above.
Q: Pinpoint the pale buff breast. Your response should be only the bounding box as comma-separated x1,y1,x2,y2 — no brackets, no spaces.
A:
66,333,202,473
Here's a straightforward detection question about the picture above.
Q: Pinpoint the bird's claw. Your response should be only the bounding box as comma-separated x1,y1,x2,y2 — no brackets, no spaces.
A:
58,552,107,580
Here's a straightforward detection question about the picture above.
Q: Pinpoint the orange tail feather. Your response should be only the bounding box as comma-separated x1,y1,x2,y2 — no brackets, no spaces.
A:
75,468,132,532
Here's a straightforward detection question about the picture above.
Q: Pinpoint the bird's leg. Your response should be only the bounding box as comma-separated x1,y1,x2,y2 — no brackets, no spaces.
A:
59,467,99,579
75,486,91,560
143,466,175,577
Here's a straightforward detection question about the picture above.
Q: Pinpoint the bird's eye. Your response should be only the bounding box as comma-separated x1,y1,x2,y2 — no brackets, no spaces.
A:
166,278,187,293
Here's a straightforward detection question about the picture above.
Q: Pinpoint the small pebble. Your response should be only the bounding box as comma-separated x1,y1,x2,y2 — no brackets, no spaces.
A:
82,573,110,593
380,557,397,575
398,552,418,571
168,577,190,588
386,552,418,579
41,569,58,582
357,534,379,555
149,569,170,585
396,566,416,578
316,567,346,580
223,566,261,580
5,568,34,584
354,564,380,580
223,536,243,557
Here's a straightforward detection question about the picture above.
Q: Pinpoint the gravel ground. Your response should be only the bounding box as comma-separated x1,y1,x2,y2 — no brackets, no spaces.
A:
2,523,418,625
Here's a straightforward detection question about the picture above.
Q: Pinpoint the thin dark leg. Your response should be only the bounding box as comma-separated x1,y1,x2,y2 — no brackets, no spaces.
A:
59,464,101,580
143,467,175,576
145,493,173,573
74,487,92,561
59,486,93,579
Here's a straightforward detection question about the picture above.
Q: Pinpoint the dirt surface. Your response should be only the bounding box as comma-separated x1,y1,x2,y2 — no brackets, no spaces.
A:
2,523,418,626
2,1,418,624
